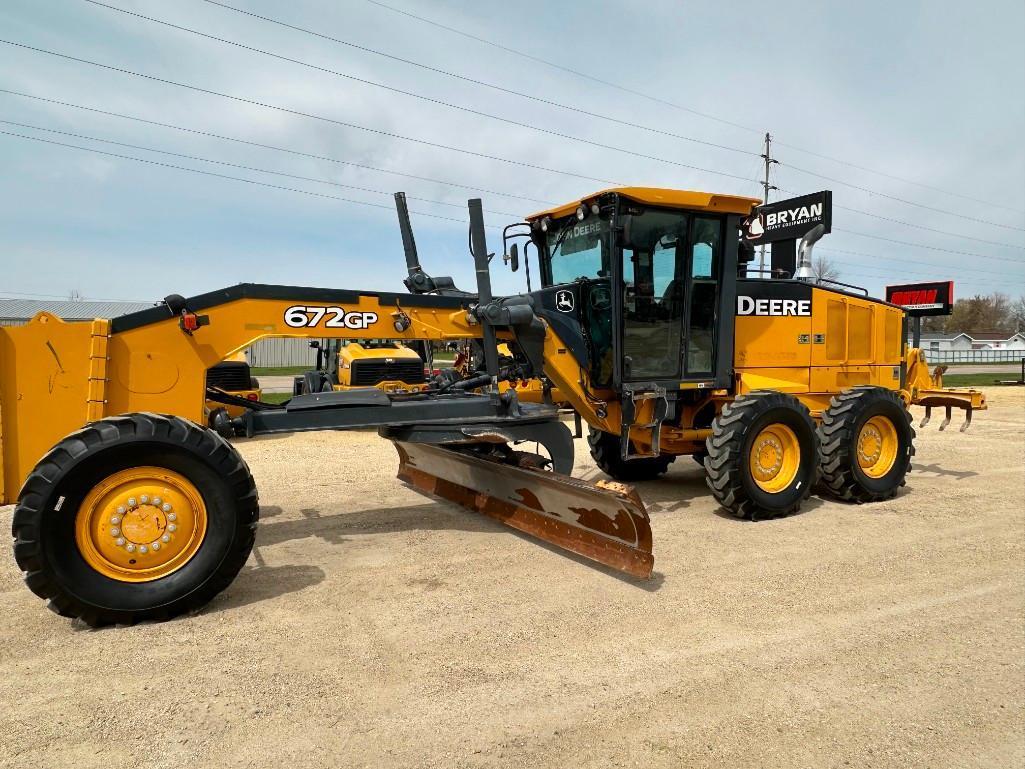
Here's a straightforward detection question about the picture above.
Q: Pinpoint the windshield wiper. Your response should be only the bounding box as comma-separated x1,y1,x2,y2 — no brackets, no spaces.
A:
548,225,572,260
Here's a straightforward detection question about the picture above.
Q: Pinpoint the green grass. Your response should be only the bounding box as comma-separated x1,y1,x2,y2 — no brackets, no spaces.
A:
251,366,309,376
261,392,293,404
942,373,1023,387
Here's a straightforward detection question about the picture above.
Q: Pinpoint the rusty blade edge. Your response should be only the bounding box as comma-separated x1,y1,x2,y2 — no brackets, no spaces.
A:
393,442,654,579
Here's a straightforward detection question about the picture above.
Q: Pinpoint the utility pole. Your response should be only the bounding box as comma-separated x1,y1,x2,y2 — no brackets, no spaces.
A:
758,132,778,275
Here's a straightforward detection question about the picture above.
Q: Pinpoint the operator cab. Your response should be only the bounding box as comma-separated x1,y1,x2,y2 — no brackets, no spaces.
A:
519,188,758,393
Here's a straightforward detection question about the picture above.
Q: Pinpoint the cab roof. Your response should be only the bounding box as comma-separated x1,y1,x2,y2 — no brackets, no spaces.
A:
527,187,761,221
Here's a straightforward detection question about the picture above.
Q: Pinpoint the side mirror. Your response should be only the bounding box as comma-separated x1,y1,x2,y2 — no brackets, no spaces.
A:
507,242,520,272
308,341,321,349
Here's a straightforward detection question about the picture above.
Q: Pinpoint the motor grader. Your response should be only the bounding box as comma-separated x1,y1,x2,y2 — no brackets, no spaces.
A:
0,188,984,626
296,338,430,395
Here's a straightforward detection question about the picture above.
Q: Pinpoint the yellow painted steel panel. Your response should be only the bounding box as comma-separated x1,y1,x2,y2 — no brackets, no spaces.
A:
528,187,760,221
734,314,812,369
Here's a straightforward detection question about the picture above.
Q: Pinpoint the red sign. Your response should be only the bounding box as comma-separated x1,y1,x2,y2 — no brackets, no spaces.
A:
885,281,954,316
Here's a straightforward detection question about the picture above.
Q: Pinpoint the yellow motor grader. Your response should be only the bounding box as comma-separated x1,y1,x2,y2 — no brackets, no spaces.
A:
0,188,983,626
297,338,430,395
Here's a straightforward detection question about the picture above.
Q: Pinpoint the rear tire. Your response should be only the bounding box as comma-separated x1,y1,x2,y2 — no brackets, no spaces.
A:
587,427,674,482
818,386,915,503
705,391,818,519
12,414,259,626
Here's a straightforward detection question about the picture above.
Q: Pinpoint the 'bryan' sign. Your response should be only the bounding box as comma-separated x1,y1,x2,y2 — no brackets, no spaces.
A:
744,191,832,244
885,281,954,317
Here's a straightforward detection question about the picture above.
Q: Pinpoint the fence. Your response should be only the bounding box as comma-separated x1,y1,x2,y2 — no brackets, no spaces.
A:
924,349,1025,364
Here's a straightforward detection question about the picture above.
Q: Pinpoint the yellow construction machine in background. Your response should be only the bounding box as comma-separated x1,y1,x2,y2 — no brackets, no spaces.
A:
205,351,262,418
296,338,429,395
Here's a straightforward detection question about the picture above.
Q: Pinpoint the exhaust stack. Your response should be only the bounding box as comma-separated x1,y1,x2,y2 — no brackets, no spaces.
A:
794,223,826,281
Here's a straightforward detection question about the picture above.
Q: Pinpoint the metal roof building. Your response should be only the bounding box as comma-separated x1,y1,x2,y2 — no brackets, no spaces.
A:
0,298,156,326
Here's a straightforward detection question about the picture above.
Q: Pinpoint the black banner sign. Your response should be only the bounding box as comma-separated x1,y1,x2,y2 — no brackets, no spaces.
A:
885,281,954,316
744,191,832,243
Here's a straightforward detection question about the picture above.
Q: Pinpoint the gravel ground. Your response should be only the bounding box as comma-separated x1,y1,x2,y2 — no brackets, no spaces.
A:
1,389,1023,769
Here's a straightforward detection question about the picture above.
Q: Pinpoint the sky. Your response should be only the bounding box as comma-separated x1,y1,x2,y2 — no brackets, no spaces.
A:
1,0,1023,305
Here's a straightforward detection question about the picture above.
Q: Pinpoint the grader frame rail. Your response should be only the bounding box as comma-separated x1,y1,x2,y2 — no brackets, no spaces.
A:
1,187,985,627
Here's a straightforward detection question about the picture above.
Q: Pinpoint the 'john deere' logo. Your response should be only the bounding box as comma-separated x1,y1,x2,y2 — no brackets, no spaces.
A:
555,290,574,313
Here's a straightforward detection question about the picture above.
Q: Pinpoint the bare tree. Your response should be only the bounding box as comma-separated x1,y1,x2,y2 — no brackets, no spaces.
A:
812,255,840,283
1011,295,1025,333
68,289,84,302
947,292,1013,334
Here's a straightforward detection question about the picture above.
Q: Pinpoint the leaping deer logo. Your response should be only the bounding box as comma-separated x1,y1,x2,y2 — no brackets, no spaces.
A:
555,290,574,313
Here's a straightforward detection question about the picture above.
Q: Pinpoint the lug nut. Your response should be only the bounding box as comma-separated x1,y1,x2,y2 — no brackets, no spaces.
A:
139,545,148,554
161,534,170,543
167,513,177,522
115,537,126,547
127,497,137,508
152,497,162,507
140,495,149,504
151,542,161,551
110,527,120,537
167,523,177,533
162,503,172,513
111,516,121,525
125,543,136,553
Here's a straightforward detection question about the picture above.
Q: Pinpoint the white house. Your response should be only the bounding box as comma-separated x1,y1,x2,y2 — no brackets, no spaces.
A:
909,331,1025,361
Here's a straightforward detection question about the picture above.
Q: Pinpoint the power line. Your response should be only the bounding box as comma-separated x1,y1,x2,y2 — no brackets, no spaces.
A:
781,162,1024,233
93,0,1024,248
361,0,763,136
25,6,1019,256
2,42,1021,268
0,119,523,218
6,111,1018,285
816,247,1012,278
0,38,625,187
773,182,1024,250
831,226,1025,264
197,0,1025,236
80,1,760,186
773,139,1025,216
0,128,501,228
197,0,757,159
5,131,1016,290
0,88,553,206
363,0,1025,218
835,264,998,292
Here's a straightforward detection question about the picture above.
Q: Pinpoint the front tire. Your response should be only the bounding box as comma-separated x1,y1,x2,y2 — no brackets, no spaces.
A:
705,391,819,519
12,414,259,626
818,386,915,503
587,427,675,482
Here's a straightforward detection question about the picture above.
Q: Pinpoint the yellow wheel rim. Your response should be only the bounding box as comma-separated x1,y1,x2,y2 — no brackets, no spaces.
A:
749,423,801,493
74,466,207,582
857,415,899,479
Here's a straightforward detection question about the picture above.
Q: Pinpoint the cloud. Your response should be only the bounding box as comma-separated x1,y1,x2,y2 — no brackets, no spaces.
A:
0,0,1022,303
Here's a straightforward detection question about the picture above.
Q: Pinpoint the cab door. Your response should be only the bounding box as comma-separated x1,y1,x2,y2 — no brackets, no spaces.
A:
616,210,687,384
614,210,726,386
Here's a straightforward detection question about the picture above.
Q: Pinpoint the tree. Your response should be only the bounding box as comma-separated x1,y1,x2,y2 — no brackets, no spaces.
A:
812,255,840,283
68,289,84,302
1011,295,1025,333
945,292,1013,334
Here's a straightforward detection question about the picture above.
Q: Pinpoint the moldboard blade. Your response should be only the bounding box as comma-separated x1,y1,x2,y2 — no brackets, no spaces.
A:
392,441,653,579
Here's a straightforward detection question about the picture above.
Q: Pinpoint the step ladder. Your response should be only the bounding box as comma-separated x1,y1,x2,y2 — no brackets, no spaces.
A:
619,386,669,461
